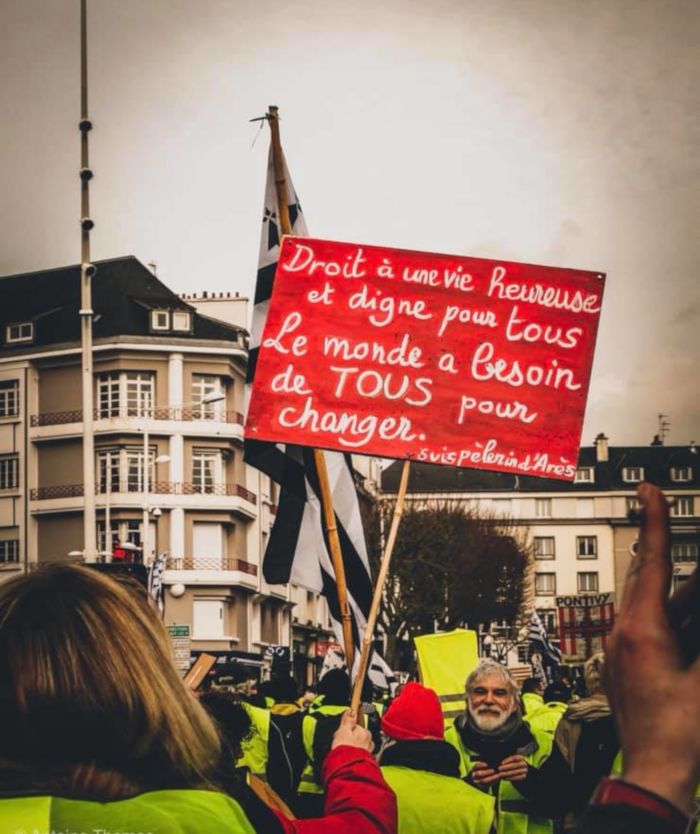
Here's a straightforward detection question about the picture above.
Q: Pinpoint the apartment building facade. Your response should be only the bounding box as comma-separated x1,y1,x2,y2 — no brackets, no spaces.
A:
381,433,699,660
0,258,333,680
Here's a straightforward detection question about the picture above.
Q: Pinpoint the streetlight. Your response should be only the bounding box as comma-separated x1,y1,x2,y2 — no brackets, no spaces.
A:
142,443,170,567
191,390,226,417
141,390,225,565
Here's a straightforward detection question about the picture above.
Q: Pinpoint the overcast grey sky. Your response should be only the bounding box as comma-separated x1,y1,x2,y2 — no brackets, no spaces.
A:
1,0,698,446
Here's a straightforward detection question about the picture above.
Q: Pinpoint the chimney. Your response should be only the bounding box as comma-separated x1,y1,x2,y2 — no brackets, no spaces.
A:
595,432,609,463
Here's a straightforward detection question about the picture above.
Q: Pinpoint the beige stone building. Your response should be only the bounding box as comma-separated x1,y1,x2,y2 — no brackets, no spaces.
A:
381,433,699,663
0,257,333,679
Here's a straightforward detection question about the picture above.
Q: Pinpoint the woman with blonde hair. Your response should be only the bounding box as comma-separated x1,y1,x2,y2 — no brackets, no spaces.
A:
0,565,396,833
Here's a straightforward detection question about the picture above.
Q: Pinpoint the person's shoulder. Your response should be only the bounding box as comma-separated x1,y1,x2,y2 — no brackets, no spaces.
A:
0,790,258,834
381,766,495,812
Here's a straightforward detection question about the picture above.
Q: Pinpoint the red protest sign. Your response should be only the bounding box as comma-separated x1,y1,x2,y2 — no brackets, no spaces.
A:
245,237,605,480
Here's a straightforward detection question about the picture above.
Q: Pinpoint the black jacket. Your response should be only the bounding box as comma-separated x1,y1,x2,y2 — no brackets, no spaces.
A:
455,713,573,819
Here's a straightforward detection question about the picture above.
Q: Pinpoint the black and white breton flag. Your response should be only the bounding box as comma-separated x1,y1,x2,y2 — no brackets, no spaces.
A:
244,144,396,693
148,551,168,617
528,609,563,668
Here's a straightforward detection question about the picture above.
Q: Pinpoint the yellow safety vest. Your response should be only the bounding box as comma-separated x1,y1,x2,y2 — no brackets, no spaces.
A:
522,693,544,715
271,701,302,716
0,790,257,834
446,722,554,834
307,695,326,714
382,764,495,834
298,704,348,795
524,702,567,736
238,702,270,779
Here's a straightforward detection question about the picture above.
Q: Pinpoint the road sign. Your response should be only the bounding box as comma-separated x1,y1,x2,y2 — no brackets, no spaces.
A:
167,623,191,674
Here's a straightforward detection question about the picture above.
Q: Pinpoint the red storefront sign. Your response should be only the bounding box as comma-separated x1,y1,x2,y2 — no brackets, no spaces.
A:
314,640,343,658
558,602,616,658
246,237,605,480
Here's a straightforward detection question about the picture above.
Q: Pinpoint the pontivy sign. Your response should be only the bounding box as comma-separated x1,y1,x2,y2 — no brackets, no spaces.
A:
246,237,605,480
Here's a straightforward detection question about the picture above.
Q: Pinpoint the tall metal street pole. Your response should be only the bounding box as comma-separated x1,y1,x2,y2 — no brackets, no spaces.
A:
104,450,112,562
79,0,97,562
142,423,150,567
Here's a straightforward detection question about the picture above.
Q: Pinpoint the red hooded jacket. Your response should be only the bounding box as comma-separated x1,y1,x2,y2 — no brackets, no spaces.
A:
272,745,396,834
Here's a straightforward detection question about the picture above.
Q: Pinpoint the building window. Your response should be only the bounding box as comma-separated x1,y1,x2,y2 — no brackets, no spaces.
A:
574,467,595,483
126,372,154,416
671,496,694,517
577,498,594,518
534,537,555,560
172,310,192,332
127,447,155,491
622,466,644,483
193,599,226,639
670,466,692,482
671,543,699,564
577,536,598,559
97,448,121,493
492,499,512,516
626,497,641,514
537,608,557,634
150,310,170,331
97,372,154,418
261,603,280,644
578,572,599,593
0,381,19,418
0,456,19,490
535,573,556,596
97,447,157,493
191,375,225,418
192,450,223,493
0,540,19,564
517,644,530,664
97,520,141,554
97,373,120,417
5,322,34,344
535,498,552,518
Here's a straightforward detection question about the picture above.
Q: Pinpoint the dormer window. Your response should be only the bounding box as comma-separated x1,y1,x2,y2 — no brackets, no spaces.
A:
574,467,595,483
172,310,192,332
670,466,692,483
151,310,170,331
5,322,34,344
622,466,644,483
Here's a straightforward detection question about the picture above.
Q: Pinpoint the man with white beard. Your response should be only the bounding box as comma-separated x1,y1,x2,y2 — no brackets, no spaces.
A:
446,659,572,834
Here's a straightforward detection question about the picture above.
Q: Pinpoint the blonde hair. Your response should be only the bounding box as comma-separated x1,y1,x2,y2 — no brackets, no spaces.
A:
0,565,221,793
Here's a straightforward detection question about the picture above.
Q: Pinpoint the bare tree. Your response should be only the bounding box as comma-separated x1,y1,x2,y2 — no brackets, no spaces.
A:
362,499,533,670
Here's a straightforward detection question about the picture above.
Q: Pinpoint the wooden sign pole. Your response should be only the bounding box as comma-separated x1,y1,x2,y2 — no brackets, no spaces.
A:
350,458,411,714
267,106,355,674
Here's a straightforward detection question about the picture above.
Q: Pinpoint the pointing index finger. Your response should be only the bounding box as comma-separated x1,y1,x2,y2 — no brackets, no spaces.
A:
620,483,671,617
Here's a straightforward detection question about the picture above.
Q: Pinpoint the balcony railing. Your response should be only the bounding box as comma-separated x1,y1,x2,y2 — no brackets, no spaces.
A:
31,482,257,504
31,407,245,427
166,555,258,575
146,482,257,503
31,484,84,500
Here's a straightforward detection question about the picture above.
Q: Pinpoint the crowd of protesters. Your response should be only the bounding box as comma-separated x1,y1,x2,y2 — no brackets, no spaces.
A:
0,484,697,834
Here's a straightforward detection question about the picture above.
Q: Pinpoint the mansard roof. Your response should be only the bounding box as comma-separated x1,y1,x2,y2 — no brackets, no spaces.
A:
0,256,245,353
